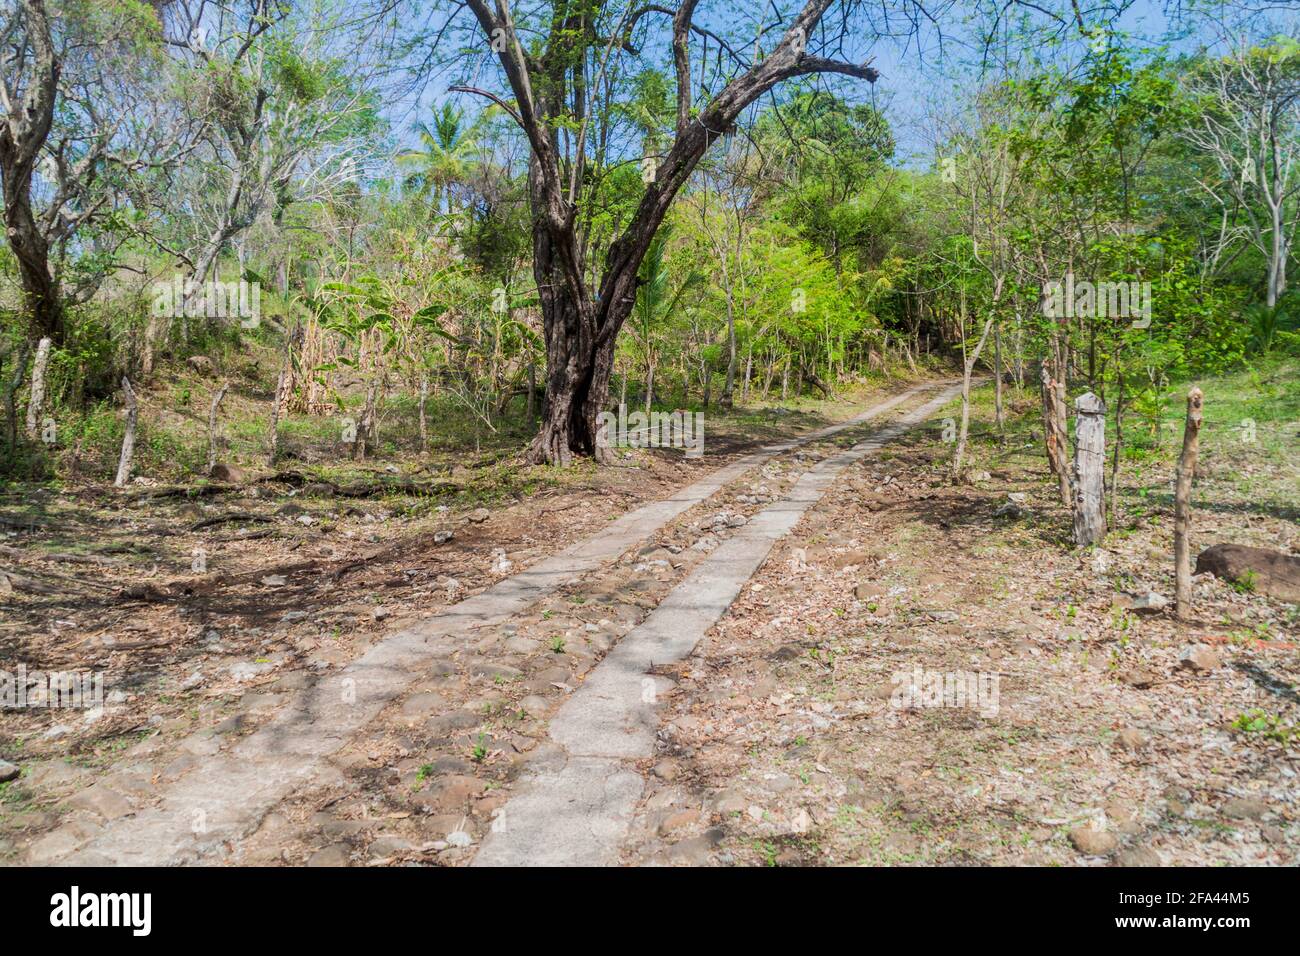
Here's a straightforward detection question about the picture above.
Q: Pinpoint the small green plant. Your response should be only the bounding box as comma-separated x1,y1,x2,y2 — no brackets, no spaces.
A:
549,635,566,653
1231,709,1297,743
1232,569,1258,594
471,734,489,763
415,763,434,784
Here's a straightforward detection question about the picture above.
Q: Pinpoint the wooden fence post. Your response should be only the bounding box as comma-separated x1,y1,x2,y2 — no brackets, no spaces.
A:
1174,387,1204,620
1072,391,1107,547
114,377,138,488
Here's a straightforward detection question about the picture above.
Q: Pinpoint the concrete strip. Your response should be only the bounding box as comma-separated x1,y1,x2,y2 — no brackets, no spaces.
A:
473,383,963,866
48,384,941,865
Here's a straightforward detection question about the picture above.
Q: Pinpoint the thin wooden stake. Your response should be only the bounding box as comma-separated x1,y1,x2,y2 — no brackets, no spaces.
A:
114,377,138,488
1174,387,1204,620
206,380,229,475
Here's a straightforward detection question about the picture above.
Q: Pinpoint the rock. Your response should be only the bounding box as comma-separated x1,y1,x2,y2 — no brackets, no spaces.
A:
26,821,98,863
467,508,490,524
1115,728,1147,751
1222,797,1269,820
213,713,250,735
209,462,245,484
1068,825,1118,856
470,662,522,681
711,791,746,815
854,581,884,601
658,809,701,836
691,534,719,553
260,574,287,587
368,835,414,858
445,829,473,848
969,470,992,483
434,530,454,545
1114,847,1161,867
426,712,482,738
1117,668,1160,689
400,693,446,718
412,775,486,812
788,807,812,834
422,756,474,776
1196,543,1300,601
0,759,19,783
924,609,960,623
1177,643,1220,673
65,785,134,820
518,695,548,719
1261,824,1285,844
372,606,390,622
186,355,215,376
652,760,679,781
307,844,350,867
666,831,723,864
1125,591,1168,615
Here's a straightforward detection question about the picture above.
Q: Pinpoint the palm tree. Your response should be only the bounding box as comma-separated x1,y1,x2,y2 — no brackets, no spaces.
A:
396,103,479,215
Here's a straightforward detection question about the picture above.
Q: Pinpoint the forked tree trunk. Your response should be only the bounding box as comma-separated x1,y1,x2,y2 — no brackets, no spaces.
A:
473,0,880,465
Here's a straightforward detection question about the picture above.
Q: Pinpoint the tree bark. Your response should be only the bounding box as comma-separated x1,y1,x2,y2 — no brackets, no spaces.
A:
1071,392,1106,547
1174,387,1204,620
5,341,31,454
993,324,1004,444
1040,359,1073,509
206,380,229,475
24,336,51,438
419,375,430,450
0,0,62,343
114,377,138,488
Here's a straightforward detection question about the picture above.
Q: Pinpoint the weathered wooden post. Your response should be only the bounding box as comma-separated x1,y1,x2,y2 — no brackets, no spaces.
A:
1040,359,1073,509
114,377,138,488
24,336,52,439
1174,387,1204,620
1072,391,1107,547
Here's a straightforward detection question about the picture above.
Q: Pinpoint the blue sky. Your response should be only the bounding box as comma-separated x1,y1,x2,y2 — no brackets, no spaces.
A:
391,1,1281,170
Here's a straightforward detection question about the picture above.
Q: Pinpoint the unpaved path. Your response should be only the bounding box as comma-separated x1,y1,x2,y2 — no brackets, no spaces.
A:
472,384,963,865
32,381,949,865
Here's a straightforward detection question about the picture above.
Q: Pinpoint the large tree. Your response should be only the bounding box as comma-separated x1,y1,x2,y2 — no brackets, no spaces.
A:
0,0,61,342
450,0,888,464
